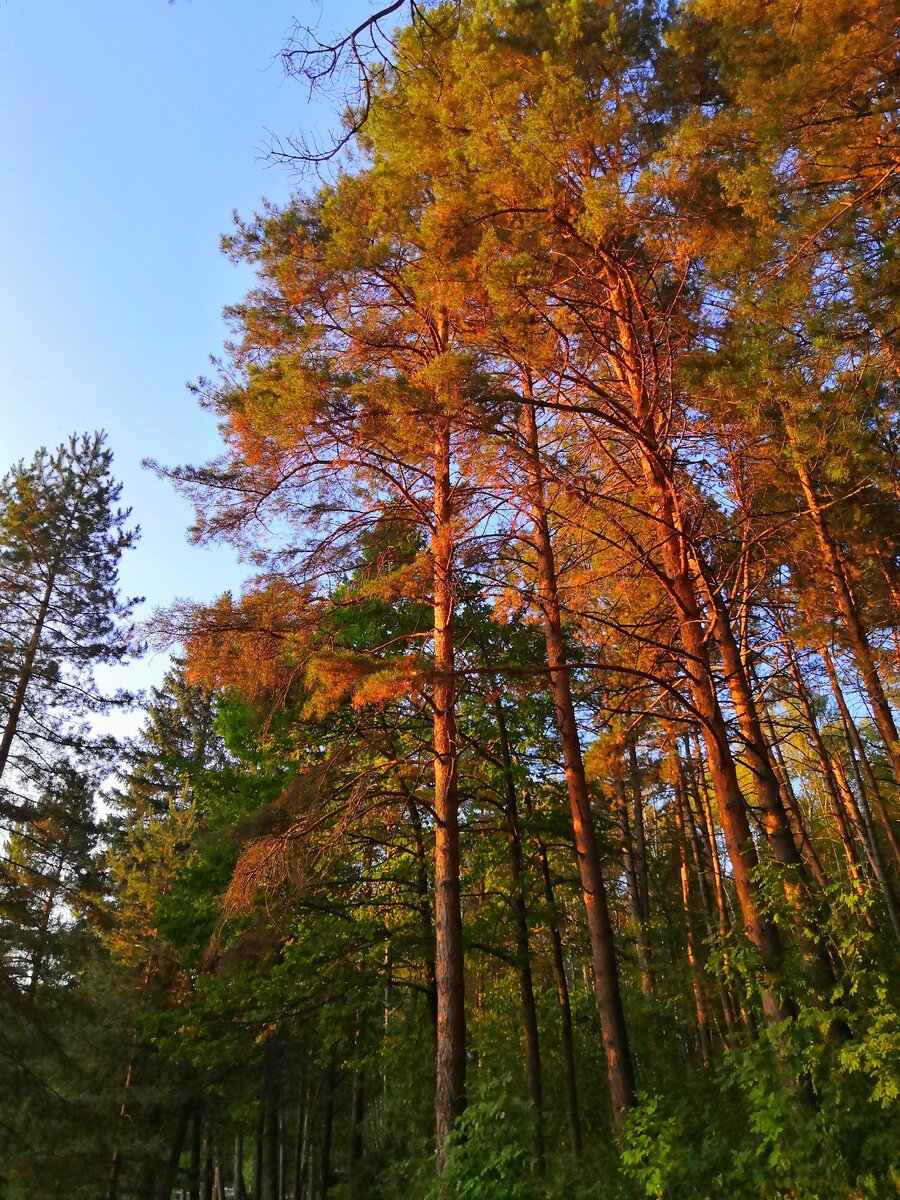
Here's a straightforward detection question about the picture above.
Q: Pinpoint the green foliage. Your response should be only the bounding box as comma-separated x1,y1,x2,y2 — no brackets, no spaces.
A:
427,1076,540,1200
622,893,900,1200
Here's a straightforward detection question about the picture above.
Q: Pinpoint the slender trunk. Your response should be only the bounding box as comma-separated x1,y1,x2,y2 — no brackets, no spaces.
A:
201,1127,213,1200
596,266,784,1015
0,571,56,781
679,740,739,1036
253,1095,264,1200
189,1113,202,1200
492,691,544,1169
406,797,438,1034
431,418,466,1166
632,446,787,1020
521,393,635,1135
671,568,786,1018
348,1073,365,1197
760,705,830,891
628,739,652,925
527,798,582,1158
262,1052,279,1200
293,1083,311,1200
830,741,900,938
107,1046,139,1200
152,1106,191,1200
233,1134,245,1200
793,458,900,785
684,735,731,935
673,767,713,1065
26,835,69,1005
612,771,653,997
784,643,866,891
706,588,807,876
320,1059,335,1200
821,647,900,870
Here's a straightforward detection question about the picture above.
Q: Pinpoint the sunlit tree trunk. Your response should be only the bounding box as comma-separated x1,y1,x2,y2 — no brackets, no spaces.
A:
431,414,466,1165
820,646,900,870
520,389,635,1134
793,456,900,786
673,761,713,1064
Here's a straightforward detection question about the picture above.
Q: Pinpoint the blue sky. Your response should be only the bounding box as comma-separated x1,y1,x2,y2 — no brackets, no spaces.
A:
0,0,371,702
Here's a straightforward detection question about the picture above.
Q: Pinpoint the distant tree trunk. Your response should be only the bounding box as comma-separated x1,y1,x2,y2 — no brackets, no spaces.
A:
348,1071,365,1197
292,1082,311,1200
673,765,712,1065
679,740,740,1037
527,796,582,1158
829,740,900,938
201,1127,213,1200
760,704,829,891
253,1093,265,1200
405,795,438,1034
706,588,808,877
189,1112,202,1200
682,736,731,935
588,265,786,1021
628,740,652,931
262,1050,280,1200
820,646,900,870
319,1058,336,1200
784,643,867,892
492,690,545,1169
793,457,900,787
612,768,653,998
152,1105,191,1200
674,586,786,1021
25,831,70,1004
233,1134,246,1200
107,1035,141,1200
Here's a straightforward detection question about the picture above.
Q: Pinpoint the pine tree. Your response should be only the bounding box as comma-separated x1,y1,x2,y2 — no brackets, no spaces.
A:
0,432,138,802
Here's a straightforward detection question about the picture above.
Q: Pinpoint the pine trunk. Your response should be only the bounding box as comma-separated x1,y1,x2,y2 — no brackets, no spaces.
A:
521,394,635,1135
431,418,467,1166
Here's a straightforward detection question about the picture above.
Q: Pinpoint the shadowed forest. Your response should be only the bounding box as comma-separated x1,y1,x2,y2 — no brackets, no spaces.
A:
1,2,899,1197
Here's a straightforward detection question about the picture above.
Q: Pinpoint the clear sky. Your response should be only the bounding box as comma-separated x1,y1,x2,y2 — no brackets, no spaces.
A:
0,0,370,703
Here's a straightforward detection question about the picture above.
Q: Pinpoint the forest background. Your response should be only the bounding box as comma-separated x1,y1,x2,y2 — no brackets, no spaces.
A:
0,2,898,1199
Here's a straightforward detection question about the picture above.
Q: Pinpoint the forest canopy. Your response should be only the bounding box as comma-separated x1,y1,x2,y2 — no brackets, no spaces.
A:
1,2,898,1198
